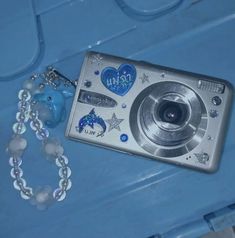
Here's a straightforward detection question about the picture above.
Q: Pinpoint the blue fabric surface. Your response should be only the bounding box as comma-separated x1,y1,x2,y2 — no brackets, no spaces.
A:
0,0,235,237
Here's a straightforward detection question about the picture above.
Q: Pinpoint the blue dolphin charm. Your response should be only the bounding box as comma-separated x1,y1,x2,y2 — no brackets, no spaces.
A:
33,88,73,128
77,108,106,136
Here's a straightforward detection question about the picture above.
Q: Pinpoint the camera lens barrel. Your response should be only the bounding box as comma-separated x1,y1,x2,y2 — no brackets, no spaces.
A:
130,82,208,158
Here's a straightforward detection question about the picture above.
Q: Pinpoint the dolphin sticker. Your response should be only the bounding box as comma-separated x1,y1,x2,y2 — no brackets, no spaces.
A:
76,109,106,137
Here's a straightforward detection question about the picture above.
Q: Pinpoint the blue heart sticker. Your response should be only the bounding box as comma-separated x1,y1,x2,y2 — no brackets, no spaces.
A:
101,64,137,96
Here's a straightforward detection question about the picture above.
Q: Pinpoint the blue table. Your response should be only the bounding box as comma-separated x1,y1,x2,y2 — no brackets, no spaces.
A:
0,0,235,237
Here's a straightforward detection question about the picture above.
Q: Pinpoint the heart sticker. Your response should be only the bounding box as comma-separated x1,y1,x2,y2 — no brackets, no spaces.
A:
101,64,137,96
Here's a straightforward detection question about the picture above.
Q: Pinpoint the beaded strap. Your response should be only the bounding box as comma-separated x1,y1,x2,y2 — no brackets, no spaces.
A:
7,74,72,210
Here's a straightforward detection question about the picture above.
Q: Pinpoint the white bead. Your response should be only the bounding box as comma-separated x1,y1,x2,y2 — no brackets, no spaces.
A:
30,186,54,210
44,143,56,155
8,137,27,155
23,79,37,93
36,191,50,203
43,138,64,157
45,144,64,156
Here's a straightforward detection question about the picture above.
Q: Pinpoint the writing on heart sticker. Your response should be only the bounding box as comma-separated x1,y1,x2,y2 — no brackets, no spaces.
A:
101,64,137,96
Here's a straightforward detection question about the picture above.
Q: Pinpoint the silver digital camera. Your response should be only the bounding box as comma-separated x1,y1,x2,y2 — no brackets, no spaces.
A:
66,52,233,172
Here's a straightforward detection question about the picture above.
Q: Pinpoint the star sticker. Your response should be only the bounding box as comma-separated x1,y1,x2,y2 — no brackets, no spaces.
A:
90,54,103,65
105,113,124,132
140,73,150,83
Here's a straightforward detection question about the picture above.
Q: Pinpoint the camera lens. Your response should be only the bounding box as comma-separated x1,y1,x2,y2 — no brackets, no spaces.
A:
130,82,207,157
158,101,188,125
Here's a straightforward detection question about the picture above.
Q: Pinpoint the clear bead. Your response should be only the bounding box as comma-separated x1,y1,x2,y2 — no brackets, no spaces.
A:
55,155,68,167
10,167,23,178
8,137,27,155
18,90,31,101
36,128,49,140
13,178,26,190
59,167,71,179
53,188,66,201
16,112,29,123
9,157,22,167
59,179,72,191
12,122,26,134
30,119,43,131
18,101,30,112
20,187,33,200
16,112,25,122
29,110,38,120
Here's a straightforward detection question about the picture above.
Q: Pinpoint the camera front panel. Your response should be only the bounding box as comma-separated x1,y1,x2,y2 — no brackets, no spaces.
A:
66,52,233,172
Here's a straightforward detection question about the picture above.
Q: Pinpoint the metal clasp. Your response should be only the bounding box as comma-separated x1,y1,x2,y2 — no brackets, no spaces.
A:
42,66,77,89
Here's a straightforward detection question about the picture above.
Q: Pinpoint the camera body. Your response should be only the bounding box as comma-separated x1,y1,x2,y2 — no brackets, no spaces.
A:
66,52,233,172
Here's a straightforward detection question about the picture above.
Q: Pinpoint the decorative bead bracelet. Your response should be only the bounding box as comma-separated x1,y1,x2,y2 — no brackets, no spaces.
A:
7,69,74,210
